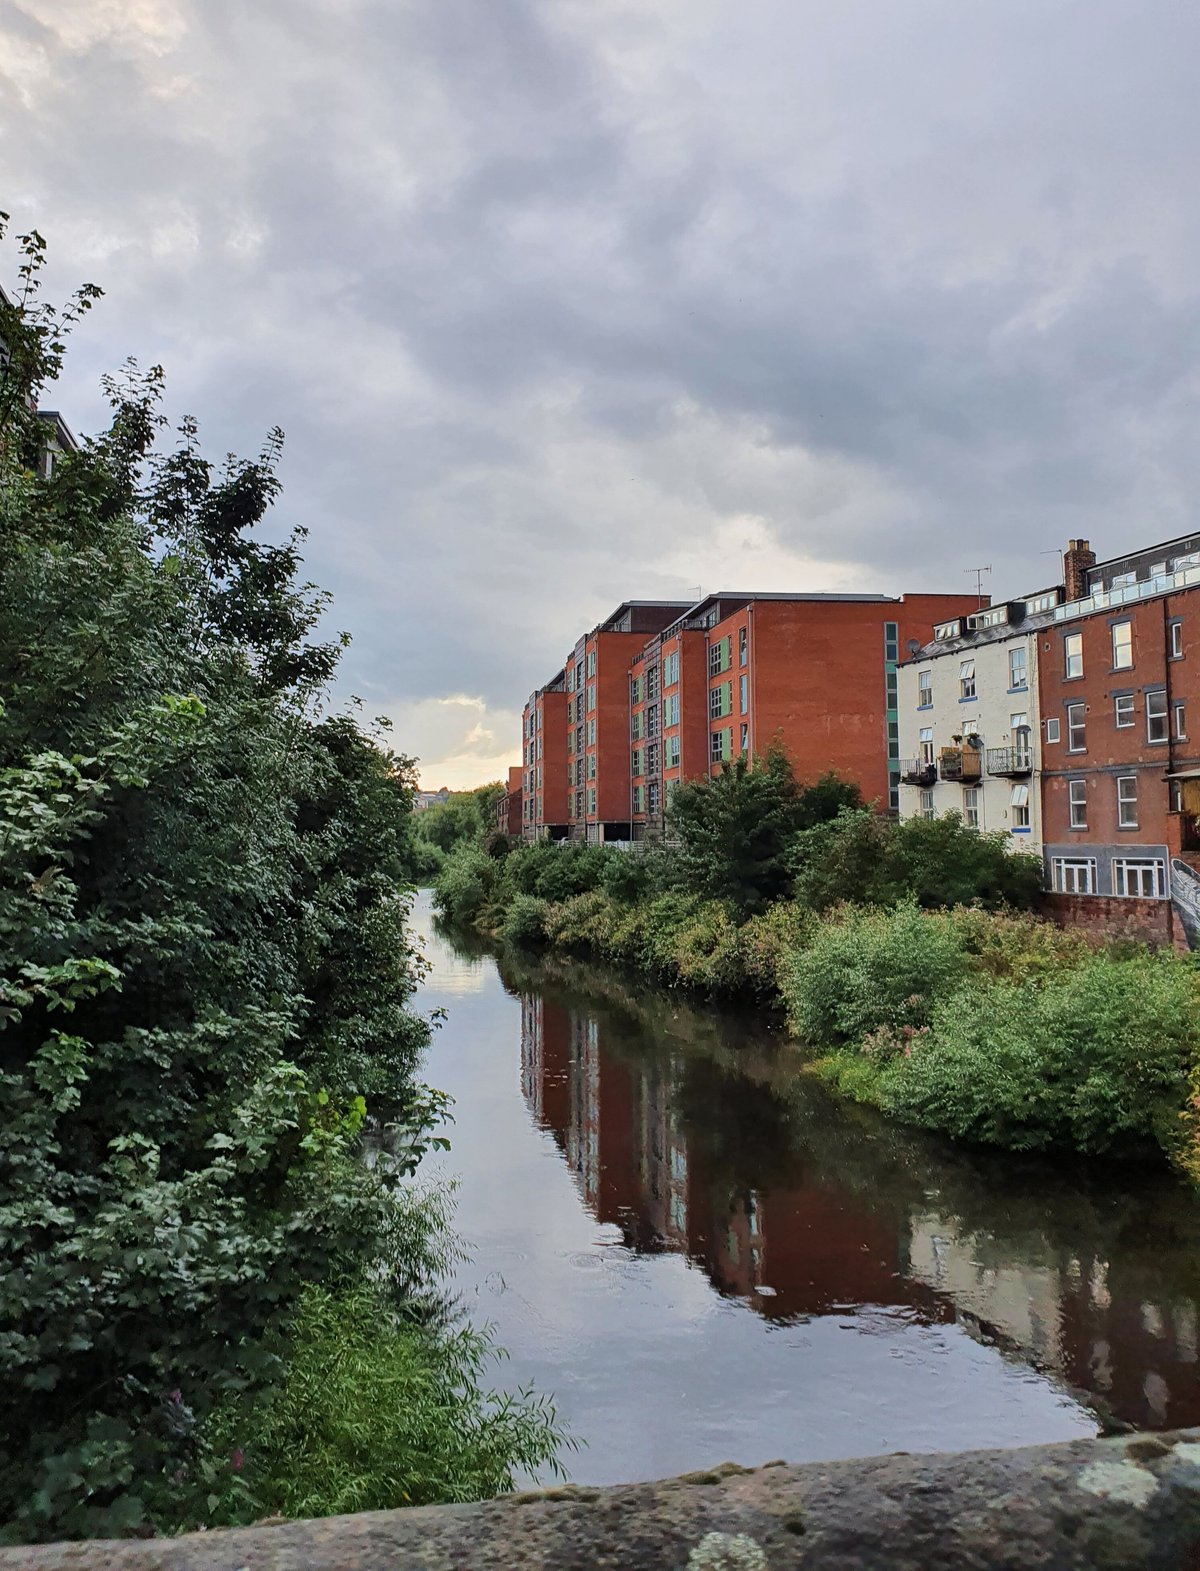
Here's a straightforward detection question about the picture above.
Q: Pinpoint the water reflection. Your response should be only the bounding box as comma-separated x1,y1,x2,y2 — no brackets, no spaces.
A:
505,946,1200,1434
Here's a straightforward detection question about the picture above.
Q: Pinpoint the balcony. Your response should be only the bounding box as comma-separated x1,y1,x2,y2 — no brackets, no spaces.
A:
899,758,937,787
939,746,982,782
986,747,1033,778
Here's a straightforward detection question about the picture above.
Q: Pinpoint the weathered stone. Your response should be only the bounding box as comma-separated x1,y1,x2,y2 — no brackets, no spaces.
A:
9,1430,1200,1570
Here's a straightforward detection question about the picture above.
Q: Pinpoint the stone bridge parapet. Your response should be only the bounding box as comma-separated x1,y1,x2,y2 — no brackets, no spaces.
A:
8,1430,1200,1570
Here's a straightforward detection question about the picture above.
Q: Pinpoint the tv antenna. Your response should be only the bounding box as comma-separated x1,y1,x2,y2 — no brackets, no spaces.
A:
965,565,992,606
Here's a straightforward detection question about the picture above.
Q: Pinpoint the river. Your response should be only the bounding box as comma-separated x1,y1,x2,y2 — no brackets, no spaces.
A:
413,891,1200,1485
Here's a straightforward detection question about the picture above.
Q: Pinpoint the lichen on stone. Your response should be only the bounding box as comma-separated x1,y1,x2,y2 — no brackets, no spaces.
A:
1076,1460,1159,1509
687,1530,768,1570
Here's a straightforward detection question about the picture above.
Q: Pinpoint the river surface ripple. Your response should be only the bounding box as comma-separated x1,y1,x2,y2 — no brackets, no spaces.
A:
413,891,1200,1485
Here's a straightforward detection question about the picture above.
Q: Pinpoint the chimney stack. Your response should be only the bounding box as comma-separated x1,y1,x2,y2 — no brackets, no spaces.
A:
1063,538,1096,603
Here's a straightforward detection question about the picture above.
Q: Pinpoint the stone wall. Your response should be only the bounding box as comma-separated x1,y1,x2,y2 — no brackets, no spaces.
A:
9,1431,1200,1570
1042,890,1190,950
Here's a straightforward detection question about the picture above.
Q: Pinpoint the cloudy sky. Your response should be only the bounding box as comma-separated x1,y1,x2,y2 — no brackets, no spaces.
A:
4,1,1200,785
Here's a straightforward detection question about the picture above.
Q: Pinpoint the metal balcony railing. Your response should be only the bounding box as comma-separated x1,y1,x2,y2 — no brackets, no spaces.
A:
986,747,1033,777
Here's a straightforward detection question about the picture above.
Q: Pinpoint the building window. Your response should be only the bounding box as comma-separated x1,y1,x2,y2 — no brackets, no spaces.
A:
630,675,642,703
918,669,932,706
709,682,732,719
962,786,980,829
1066,701,1086,752
1053,857,1096,894
575,759,584,787
1010,783,1030,829
647,665,660,702
666,734,680,769
959,659,976,700
586,650,596,677
740,722,749,753
586,753,596,780
1113,858,1166,899
632,785,644,814
631,711,643,740
1170,621,1184,659
709,636,731,675
1111,621,1133,670
575,790,585,818
1147,688,1168,743
919,726,934,765
587,787,596,816
586,683,596,712
664,692,680,727
739,674,748,713
1068,778,1088,828
1045,717,1061,743
663,650,679,687
739,627,748,666
1008,646,1027,690
710,728,732,763
1064,632,1083,679
1175,701,1187,740
587,717,596,745
1114,693,1134,728
919,788,935,820
646,741,659,775
631,748,644,776
1117,775,1138,828
884,621,899,663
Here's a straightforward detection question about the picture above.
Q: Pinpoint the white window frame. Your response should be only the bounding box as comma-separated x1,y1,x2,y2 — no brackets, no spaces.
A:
1116,775,1138,828
919,726,934,765
918,669,933,706
1113,858,1166,899
1175,700,1187,740
1045,717,1061,744
959,659,976,700
1114,693,1134,728
1170,621,1184,659
1111,621,1133,671
1009,646,1027,690
1053,857,1097,894
919,788,935,820
666,734,680,769
1066,701,1086,753
1064,632,1083,679
1146,688,1168,743
962,785,980,829
1010,783,1030,828
1069,778,1087,829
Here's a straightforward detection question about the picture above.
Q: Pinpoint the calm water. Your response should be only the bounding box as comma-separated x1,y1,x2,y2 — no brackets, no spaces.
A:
413,891,1200,1484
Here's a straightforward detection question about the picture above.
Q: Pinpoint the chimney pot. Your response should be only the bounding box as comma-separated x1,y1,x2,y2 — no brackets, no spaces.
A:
1063,538,1097,603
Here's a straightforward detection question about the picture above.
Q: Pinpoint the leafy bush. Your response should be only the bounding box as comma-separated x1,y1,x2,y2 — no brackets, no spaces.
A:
884,953,1200,1154
669,902,744,993
499,894,550,948
433,844,495,926
781,902,969,1045
186,1283,567,1525
739,900,815,999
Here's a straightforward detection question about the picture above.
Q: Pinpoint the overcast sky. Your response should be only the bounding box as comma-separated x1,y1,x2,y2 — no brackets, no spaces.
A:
5,1,1200,785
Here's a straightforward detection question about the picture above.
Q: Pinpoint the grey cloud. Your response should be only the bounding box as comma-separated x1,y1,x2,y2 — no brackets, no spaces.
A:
4,0,1200,779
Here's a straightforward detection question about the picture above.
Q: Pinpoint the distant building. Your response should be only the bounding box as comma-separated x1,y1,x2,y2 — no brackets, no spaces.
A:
494,766,523,838
413,787,451,813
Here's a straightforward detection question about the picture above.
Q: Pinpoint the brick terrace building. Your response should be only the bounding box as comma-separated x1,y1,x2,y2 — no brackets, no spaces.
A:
1039,535,1200,942
494,766,523,838
521,589,982,841
522,670,569,839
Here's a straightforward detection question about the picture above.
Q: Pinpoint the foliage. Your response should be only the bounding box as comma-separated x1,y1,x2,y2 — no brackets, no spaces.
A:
0,221,564,1542
791,810,1043,912
781,902,969,1045
170,1282,567,1525
498,893,551,948
666,746,809,916
414,784,504,856
882,953,1200,1155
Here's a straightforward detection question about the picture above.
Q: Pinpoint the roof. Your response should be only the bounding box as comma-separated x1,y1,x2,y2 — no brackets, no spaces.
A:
901,594,1062,664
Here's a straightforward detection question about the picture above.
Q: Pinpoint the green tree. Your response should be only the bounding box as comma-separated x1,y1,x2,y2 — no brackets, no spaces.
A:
0,218,562,1542
667,746,811,916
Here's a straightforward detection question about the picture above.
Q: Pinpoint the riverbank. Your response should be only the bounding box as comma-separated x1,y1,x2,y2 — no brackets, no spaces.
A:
433,839,1200,1178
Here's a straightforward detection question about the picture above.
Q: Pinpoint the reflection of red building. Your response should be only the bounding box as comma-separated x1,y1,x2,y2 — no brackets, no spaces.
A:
517,989,1200,1432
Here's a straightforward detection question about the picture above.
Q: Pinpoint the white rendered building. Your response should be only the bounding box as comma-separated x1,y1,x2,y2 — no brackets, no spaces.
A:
896,591,1062,851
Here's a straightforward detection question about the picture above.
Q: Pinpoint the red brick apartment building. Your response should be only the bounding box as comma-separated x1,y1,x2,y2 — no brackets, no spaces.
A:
494,766,523,838
522,590,982,841
521,669,570,837
1039,535,1200,947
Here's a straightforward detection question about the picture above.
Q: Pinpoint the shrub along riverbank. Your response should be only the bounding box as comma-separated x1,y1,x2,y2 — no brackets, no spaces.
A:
0,227,563,1543
433,758,1200,1179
